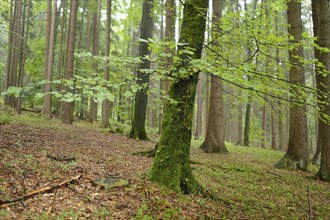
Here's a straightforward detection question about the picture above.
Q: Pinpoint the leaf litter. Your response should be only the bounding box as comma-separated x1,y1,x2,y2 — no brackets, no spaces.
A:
0,120,329,219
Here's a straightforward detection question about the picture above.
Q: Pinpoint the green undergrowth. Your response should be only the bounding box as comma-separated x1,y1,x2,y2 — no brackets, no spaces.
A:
190,140,330,219
1,107,329,219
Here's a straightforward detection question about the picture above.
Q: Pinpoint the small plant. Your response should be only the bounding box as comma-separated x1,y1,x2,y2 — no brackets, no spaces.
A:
56,209,79,220
59,161,77,171
93,207,111,218
0,210,9,218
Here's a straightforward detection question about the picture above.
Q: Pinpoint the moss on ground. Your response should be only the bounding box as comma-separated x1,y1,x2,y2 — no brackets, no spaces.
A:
0,111,329,219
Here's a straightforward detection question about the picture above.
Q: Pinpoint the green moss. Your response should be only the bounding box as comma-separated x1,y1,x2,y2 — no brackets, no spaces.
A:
275,154,310,171
149,78,199,193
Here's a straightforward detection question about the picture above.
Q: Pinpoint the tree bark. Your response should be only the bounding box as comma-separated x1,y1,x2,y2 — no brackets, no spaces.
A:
55,0,67,118
200,0,227,153
101,0,112,128
129,0,154,140
271,111,277,150
87,0,101,123
5,0,22,108
275,0,309,170
17,0,30,114
159,0,175,133
312,0,330,181
43,0,57,118
243,102,251,146
193,74,204,139
236,88,243,145
261,105,267,148
60,0,78,125
149,0,208,193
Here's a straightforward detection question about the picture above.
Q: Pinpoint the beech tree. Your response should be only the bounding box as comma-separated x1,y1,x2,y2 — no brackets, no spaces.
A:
43,0,56,118
312,0,330,181
60,0,78,125
275,0,309,170
200,0,227,153
149,0,208,193
5,0,22,108
101,0,112,128
87,0,101,123
129,0,154,140
159,0,175,133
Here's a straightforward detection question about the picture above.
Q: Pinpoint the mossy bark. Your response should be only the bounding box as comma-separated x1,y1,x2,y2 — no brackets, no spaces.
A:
149,76,199,193
149,0,208,193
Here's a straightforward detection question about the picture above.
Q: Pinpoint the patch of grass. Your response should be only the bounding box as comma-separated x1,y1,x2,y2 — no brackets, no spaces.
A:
0,210,9,218
93,207,111,218
191,141,330,219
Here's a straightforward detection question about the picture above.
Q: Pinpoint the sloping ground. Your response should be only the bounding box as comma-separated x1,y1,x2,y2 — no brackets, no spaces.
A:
0,116,329,219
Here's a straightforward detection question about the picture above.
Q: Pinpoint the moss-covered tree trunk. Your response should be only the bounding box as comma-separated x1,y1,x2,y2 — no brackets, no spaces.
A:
149,0,208,194
275,0,309,170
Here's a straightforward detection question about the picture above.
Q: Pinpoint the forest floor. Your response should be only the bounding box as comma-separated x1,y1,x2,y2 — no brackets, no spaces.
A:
0,110,329,219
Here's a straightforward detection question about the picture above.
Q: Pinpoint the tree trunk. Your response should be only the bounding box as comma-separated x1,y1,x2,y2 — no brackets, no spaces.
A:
193,74,204,139
101,0,112,128
5,0,22,108
261,105,267,148
55,0,67,118
159,0,175,133
129,0,154,140
60,0,78,125
17,0,30,114
312,0,330,181
87,0,101,123
43,0,57,118
200,0,227,153
243,102,251,146
271,111,277,150
236,88,243,145
149,0,208,193
275,0,309,170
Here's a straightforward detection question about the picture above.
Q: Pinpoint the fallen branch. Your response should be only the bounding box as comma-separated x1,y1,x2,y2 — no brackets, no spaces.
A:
0,174,82,209
47,154,76,162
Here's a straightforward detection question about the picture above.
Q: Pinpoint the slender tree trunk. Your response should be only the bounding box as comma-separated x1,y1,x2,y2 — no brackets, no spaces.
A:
60,0,78,125
200,0,227,153
236,88,243,145
17,0,30,114
55,0,67,118
5,0,22,108
271,111,277,150
129,0,154,140
275,0,309,170
261,105,267,148
101,0,112,128
194,73,205,139
149,0,208,193
159,0,175,133
312,0,330,181
87,0,101,123
243,102,251,146
43,0,57,118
